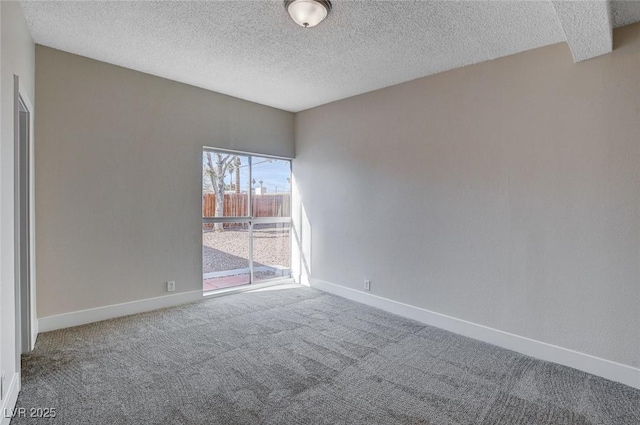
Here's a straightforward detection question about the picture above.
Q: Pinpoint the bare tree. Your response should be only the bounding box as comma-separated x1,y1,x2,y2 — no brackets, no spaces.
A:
205,152,238,231
234,156,241,193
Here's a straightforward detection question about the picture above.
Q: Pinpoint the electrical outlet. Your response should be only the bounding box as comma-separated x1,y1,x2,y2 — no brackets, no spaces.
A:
364,279,371,291
167,281,176,292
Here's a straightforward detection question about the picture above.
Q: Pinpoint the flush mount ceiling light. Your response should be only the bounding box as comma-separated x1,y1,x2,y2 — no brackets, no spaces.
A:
284,0,332,28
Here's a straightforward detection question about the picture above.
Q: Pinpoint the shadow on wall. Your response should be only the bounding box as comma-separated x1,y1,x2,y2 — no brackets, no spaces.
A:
291,175,312,286
613,20,640,50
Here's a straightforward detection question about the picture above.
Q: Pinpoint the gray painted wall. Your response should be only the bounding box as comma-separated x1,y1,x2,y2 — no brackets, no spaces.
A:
293,24,640,368
35,46,294,317
33,18,640,371
1,0,35,398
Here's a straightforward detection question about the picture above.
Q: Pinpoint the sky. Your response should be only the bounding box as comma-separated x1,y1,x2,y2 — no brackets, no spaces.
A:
250,157,291,193
203,153,291,194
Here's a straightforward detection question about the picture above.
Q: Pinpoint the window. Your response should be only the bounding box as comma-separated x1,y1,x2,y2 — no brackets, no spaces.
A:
202,149,291,291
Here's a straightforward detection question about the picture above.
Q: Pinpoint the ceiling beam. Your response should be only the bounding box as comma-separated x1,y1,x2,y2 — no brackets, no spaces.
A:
552,0,612,62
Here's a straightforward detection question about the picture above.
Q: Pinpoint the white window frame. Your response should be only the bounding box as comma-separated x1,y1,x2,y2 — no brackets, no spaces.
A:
202,147,293,290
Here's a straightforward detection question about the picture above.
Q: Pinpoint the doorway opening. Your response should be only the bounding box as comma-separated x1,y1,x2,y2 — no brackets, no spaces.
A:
202,149,291,292
16,84,34,355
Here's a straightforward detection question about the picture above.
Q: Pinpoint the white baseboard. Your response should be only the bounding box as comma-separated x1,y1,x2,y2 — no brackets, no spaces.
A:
310,279,640,390
1,372,20,425
38,290,203,332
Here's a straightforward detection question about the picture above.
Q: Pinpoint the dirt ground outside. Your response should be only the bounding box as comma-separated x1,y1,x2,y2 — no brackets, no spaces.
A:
202,223,291,280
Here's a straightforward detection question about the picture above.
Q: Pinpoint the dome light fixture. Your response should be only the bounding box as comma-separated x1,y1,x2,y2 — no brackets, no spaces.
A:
284,0,332,28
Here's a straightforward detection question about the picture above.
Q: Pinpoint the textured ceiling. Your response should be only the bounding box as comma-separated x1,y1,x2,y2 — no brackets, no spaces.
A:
20,1,640,112
552,1,612,62
611,0,640,27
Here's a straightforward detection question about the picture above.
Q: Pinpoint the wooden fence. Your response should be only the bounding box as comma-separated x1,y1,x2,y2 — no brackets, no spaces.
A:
203,193,291,219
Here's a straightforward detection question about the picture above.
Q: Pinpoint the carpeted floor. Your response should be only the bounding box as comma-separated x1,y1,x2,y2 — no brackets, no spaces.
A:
11,286,640,424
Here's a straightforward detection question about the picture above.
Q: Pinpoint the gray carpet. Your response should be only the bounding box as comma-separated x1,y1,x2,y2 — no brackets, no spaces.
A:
11,286,640,425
